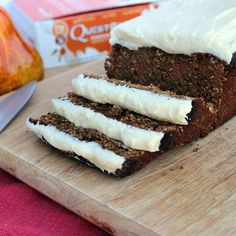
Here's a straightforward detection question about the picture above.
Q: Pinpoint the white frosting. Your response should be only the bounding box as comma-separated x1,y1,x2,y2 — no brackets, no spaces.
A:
52,99,165,152
72,74,193,125
26,120,125,174
110,0,236,64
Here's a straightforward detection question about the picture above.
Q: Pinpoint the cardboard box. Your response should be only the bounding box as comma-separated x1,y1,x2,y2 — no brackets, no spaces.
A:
10,0,159,68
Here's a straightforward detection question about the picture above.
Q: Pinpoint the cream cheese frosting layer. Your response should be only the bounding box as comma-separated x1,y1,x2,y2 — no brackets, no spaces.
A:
72,74,193,125
26,120,125,174
110,0,236,64
52,98,165,152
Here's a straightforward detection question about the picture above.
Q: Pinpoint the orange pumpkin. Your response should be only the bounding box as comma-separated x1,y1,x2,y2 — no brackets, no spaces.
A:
0,7,44,95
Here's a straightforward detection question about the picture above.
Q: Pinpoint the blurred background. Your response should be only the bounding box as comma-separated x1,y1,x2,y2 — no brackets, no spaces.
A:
0,0,162,95
0,0,160,69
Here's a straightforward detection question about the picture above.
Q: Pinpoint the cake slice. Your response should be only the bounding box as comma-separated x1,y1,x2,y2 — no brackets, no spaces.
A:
72,74,213,129
27,113,163,177
105,0,236,127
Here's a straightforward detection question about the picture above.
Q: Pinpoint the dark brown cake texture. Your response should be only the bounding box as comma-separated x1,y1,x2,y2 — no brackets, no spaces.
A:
105,45,236,127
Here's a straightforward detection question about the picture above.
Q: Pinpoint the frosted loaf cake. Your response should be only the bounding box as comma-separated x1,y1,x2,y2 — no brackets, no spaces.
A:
106,0,236,127
27,0,236,177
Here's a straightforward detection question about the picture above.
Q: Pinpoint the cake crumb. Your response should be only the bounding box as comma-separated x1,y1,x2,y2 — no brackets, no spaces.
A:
170,168,173,171
193,147,199,152
180,166,183,169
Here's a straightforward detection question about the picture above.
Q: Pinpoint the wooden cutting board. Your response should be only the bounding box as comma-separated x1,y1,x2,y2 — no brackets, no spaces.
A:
0,60,235,236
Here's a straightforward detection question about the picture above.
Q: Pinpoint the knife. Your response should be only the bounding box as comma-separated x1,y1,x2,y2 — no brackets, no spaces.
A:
0,81,36,133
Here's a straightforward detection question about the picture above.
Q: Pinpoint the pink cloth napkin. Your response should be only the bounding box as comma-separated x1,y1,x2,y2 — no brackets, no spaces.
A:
0,169,108,236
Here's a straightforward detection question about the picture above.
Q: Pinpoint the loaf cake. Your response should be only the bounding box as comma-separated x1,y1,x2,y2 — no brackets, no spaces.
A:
105,0,236,127
27,75,212,177
27,0,236,177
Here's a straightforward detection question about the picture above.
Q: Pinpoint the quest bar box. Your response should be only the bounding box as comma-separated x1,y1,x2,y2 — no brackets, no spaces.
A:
10,0,159,68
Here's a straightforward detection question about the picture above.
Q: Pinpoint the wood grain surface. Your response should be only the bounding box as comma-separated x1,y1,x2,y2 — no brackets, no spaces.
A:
0,60,235,236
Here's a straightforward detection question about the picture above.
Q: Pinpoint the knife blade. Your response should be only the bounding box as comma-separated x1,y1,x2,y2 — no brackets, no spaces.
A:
0,81,36,133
